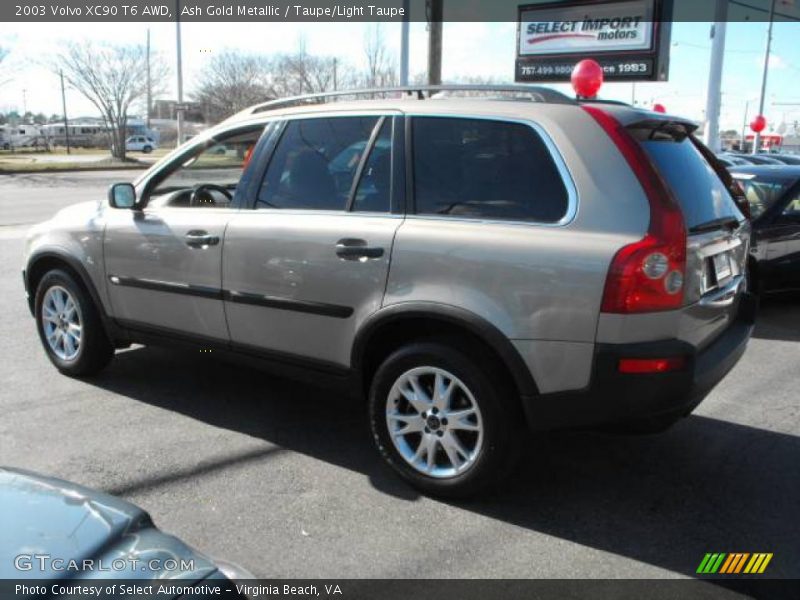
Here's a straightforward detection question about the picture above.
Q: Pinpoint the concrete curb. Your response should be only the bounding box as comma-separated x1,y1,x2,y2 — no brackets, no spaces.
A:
0,164,150,175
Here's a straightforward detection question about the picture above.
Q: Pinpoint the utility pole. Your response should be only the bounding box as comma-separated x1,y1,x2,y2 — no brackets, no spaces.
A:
754,0,776,154
741,99,751,152
22,89,27,115
333,57,338,91
175,0,185,147
703,0,727,153
427,0,443,86
146,28,152,130
60,70,70,155
399,0,410,86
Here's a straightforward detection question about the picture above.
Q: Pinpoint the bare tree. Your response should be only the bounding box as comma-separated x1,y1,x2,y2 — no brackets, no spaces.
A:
269,50,343,97
0,47,12,88
192,50,272,123
363,24,397,88
192,47,347,122
55,41,168,159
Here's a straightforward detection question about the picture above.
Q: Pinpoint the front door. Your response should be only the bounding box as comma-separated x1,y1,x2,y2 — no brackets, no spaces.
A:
763,189,800,289
104,208,232,339
104,126,268,340
223,114,402,368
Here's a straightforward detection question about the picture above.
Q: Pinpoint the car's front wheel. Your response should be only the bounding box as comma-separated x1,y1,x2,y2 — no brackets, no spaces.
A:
368,340,521,498
142,145,153,154
35,269,114,376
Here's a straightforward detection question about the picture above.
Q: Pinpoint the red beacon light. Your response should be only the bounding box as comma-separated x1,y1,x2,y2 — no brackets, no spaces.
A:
653,103,666,113
750,115,767,134
571,59,604,99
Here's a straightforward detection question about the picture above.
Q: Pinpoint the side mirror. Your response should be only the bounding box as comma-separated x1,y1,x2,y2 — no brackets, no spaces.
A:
108,183,137,209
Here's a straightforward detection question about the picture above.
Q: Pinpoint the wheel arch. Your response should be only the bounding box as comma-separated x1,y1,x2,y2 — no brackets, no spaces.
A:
352,302,539,400
25,250,118,344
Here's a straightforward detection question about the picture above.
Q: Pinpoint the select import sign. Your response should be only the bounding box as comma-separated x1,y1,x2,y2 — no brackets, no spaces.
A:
516,0,672,83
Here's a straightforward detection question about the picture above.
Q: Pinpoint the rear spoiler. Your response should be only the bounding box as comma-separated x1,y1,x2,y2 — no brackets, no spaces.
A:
582,102,699,135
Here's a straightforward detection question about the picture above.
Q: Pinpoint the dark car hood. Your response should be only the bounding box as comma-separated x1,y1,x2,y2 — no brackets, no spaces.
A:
0,467,219,581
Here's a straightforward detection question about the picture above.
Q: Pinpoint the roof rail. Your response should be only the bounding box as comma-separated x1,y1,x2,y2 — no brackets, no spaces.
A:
244,84,576,116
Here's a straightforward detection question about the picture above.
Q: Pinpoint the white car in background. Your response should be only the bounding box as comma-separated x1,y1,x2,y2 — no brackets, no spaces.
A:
125,135,157,153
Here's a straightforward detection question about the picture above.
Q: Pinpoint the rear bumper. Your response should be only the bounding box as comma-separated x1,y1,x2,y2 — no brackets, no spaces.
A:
523,292,757,431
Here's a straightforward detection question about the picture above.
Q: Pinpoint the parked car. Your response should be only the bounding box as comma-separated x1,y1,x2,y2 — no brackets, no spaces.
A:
767,154,800,166
0,467,250,590
23,86,755,497
741,153,783,165
125,135,158,153
730,165,800,293
717,152,754,167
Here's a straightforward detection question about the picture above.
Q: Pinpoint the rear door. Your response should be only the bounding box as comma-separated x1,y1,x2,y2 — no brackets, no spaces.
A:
632,123,749,348
222,114,404,368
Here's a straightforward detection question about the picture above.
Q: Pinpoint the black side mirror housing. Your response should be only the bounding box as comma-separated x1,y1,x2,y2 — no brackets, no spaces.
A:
108,183,137,209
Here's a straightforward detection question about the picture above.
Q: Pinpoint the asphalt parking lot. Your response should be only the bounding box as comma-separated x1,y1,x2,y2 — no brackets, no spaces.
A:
1,171,798,586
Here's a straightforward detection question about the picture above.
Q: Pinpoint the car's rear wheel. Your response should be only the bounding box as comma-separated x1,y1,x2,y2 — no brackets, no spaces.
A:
35,269,113,376
368,341,521,498
142,145,153,153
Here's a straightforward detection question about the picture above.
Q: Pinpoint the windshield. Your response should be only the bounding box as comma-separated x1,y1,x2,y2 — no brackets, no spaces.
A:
634,131,742,229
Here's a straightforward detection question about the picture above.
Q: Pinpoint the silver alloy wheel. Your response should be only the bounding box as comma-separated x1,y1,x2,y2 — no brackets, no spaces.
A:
41,285,82,361
386,366,484,479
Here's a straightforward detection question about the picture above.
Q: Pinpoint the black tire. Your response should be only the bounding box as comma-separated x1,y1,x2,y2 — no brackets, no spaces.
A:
34,269,114,376
368,340,522,498
142,145,153,154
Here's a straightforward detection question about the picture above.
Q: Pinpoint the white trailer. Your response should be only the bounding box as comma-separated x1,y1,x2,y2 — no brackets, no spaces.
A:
40,123,108,148
0,124,46,149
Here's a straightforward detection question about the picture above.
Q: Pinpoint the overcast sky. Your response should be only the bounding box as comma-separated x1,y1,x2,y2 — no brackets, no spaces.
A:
1,20,798,131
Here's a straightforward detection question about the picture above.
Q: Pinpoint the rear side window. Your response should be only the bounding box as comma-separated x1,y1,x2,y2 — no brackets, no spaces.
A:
352,120,392,213
635,131,742,229
411,117,569,223
258,116,379,211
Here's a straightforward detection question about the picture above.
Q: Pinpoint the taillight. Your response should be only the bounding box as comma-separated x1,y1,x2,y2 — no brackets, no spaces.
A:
618,357,686,374
583,106,687,313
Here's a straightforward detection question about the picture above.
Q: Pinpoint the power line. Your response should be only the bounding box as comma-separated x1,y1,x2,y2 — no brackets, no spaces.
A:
728,0,800,22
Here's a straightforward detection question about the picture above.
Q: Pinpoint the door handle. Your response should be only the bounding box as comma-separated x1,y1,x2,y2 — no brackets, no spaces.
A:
335,239,384,260
185,230,220,248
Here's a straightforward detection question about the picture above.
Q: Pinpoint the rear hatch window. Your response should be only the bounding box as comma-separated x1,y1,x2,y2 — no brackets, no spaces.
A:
629,126,742,230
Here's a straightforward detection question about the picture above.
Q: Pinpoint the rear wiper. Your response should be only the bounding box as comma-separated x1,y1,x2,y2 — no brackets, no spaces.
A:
689,216,740,234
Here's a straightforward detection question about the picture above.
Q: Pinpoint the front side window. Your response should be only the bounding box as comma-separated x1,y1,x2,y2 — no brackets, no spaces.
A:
782,190,800,217
736,178,789,220
257,116,380,211
411,117,569,222
146,127,265,208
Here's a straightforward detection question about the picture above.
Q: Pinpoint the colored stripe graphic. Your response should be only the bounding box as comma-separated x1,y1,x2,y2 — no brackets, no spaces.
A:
722,553,750,574
697,553,727,574
698,552,773,574
719,554,735,573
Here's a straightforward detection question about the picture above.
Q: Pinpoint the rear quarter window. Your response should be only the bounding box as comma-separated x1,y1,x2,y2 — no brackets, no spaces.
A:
635,132,742,229
411,117,570,223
